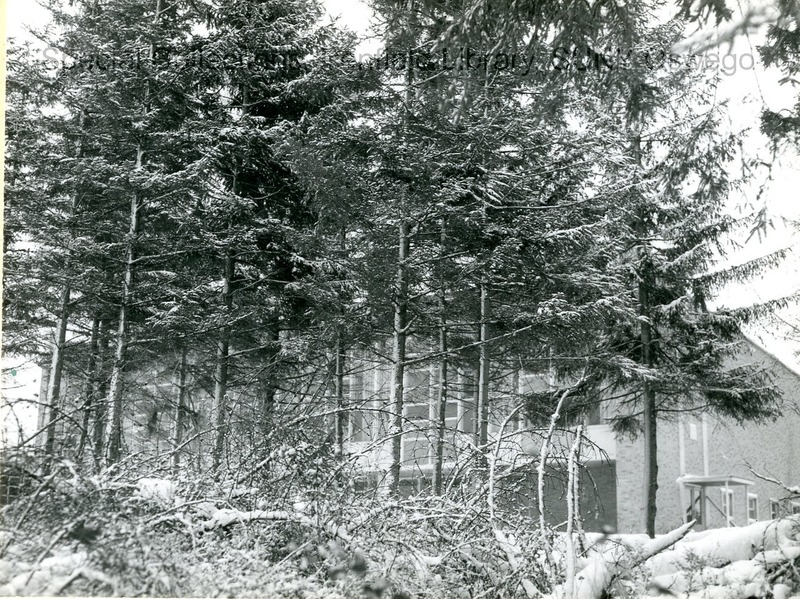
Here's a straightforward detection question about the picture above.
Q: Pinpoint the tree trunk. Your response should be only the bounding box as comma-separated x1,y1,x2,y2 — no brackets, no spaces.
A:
387,0,416,497
92,321,109,466
105,179,142,464
260,327,280,441
433,222,448,495
633,133,658,538
172,346,188,475
333,333,346,457
332,227,347,457
104,0,162,465
43,285,70,468
76,316,100,460
640,278,658,537
433,311,448,495
476,280,490,473
388,220,410,496
212,249,234,473
43,108,88,467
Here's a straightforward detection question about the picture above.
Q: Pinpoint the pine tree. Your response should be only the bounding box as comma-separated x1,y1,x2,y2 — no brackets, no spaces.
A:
414,0,787,532
522,23,787,535
188,0,366,471
7,0,213,464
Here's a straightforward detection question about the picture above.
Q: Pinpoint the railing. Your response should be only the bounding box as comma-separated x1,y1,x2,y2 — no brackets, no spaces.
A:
343,423,617,474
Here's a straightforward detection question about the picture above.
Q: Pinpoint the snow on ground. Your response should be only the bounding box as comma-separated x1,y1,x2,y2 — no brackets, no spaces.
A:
550,515,800,599
1,495,798,598
134,477,180,509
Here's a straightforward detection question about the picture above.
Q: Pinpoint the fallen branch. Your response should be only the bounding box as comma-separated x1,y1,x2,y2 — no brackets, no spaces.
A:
569,520,696,599
747,465,800,496
489,404,523,524
201,508,352,543
537,387,572,581
563,425,583,599
43,566,117,596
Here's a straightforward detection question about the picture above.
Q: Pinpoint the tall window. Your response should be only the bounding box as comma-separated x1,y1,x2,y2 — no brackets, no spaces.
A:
770,499,781,520
456,368,475,434
747,493,759,524
402,368,433,464
346,371,370,442
721,489,734,525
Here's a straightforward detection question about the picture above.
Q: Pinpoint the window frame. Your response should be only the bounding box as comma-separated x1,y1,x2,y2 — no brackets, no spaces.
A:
720,488,735,525
770,499,781,520
345,371,371,443
747,493,759,524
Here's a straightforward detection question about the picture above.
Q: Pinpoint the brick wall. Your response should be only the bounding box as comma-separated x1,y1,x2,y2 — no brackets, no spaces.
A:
616,418,687,533
615,341,800,533
498,462,617,532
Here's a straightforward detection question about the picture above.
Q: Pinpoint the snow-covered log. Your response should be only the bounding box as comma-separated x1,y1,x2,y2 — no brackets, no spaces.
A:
0,550,118,596
135,478,179,509
550,516,800,599
564,520,696,599
200,508,352,543
642,516,800,598
647,516,800,574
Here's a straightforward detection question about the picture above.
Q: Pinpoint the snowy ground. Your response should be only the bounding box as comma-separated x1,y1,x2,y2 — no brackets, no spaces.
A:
1,476,798,598
553,516,800,599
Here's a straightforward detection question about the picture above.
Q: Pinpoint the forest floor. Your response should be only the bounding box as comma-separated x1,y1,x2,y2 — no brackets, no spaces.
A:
0,470,799,598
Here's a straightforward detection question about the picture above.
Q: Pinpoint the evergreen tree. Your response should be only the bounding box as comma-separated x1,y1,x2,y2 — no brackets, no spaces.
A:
407,0,787,533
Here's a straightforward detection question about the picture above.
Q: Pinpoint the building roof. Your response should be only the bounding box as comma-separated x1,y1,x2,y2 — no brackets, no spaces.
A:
743,333,800,379
677,475,755,487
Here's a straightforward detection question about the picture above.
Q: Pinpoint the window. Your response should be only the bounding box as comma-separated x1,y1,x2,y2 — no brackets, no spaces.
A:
792,502,800,515
584,400,603,426
348,410,370,442
404,369,433,422
399,476,432,498
770,499,781,520
721,489,734,525
405,369,431,406
398,479,417,498
455,368,475,433
747,493,759,524
345,373,370,442
687,488,703,525
402,432,430,463
400,368,434,462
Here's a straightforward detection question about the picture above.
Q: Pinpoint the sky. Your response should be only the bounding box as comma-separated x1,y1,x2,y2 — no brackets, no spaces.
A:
3,0,799,423
700,26,800,370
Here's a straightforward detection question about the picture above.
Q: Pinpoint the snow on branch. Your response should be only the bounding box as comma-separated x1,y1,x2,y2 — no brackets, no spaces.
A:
747,465,800,496
672,3,782,54
200,508,353,543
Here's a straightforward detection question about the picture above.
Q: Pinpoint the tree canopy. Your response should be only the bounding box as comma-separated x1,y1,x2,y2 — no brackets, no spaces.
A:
3,0,796,556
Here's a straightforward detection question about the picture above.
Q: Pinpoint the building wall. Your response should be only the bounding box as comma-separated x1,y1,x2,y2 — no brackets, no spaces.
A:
704,342,799,486
615,415,722,533
615,341,800,534
496,462,617,533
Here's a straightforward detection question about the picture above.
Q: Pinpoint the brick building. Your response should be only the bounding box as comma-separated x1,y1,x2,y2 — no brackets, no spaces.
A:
613,341,800,533
27,335,800,534
339,339,800,534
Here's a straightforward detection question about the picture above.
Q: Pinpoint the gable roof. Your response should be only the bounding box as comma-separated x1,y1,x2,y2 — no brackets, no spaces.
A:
742,333,800,380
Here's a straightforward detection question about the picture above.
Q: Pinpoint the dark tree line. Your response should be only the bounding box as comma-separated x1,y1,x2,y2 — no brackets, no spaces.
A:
3,0,794,536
